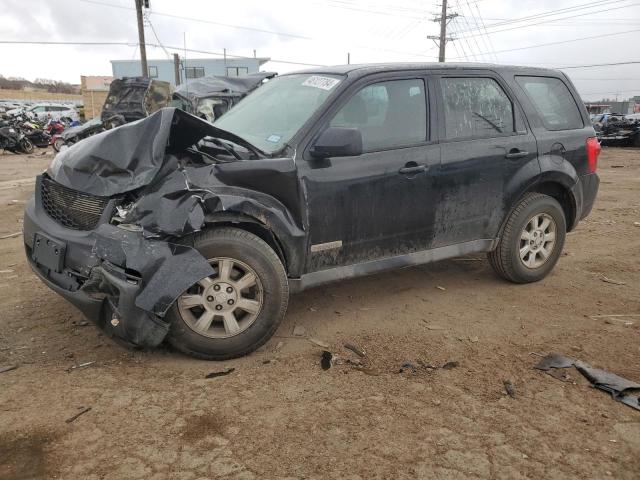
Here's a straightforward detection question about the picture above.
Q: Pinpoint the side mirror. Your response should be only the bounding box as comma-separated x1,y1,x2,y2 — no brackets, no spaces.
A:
310,127,363,158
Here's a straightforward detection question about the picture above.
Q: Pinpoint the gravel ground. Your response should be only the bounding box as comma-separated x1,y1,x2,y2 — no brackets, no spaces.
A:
0,147,639,479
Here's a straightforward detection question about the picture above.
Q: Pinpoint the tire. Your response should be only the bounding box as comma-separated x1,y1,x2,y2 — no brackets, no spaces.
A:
53,138,65,152
488,192,566,284
166,227,289,360
20,138,34,154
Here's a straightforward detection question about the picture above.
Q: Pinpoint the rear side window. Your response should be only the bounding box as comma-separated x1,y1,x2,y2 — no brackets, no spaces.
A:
330,78,426,151
441,77,515,140
515,76,583,130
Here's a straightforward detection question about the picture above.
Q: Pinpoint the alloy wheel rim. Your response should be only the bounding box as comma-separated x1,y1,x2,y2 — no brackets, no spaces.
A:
519,213,557,269
178,257,264,338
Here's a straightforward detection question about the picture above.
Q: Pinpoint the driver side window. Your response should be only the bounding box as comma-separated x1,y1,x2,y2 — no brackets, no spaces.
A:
329,78,426,152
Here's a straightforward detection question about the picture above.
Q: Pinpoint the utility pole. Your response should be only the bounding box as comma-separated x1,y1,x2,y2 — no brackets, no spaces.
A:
135,0,148,77
173,53,181,85
428,0,458,62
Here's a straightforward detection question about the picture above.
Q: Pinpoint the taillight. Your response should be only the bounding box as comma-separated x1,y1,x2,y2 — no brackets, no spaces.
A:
586,137,601,173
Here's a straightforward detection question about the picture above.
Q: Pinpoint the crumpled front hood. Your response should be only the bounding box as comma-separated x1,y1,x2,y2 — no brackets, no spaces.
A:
48,107,254,197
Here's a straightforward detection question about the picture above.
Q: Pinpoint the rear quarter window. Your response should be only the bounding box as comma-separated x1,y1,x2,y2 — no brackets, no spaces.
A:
515,76,583,131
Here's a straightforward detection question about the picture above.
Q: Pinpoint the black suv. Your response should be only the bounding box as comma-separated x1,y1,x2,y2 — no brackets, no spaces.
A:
24,63,600,359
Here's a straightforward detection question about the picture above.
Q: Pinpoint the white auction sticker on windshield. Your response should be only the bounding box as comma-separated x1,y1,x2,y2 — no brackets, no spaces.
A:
302,76,340,90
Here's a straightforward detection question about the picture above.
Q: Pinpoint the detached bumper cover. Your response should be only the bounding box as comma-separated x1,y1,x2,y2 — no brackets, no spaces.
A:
24,194,214,347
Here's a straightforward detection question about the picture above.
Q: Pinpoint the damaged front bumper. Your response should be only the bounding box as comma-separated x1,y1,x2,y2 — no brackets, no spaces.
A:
23,177,214,348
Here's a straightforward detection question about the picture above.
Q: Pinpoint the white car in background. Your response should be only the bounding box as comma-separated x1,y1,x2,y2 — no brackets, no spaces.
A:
7,103,79,122
27,104,79,122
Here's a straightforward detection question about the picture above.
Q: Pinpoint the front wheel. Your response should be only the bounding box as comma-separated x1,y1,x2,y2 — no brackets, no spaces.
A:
488,192,566,283
166,227,289,360
20,138,34,154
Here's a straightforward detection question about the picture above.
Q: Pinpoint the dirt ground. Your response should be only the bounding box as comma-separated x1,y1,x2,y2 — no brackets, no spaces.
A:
0,147,638,480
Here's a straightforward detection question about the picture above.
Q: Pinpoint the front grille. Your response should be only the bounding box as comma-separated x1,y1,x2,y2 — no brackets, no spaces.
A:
40,176,110,230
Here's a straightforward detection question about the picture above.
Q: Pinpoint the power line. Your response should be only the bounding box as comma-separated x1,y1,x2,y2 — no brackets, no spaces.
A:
0,40,328,67
559,60,640,69
76,0,439,60
457,1,640,38
450,28,640,58
456,0,630,34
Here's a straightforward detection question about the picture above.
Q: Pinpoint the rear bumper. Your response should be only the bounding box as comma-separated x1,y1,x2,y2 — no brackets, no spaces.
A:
24,177,214,348
577,172,599,222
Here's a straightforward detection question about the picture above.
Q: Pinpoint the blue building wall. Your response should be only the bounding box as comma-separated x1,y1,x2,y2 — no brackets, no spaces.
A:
110,57,269,86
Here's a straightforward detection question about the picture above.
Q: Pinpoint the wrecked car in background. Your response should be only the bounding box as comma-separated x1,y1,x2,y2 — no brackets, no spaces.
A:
101,76,172,124
593,113,640,147
171,71,276,122
25,63,600,360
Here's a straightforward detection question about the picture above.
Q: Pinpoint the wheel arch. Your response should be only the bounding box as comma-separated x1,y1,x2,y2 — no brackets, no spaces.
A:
499,174,579,243
201,212,296,276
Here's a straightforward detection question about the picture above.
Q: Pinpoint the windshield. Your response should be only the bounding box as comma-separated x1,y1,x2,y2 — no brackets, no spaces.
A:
214,74,343,153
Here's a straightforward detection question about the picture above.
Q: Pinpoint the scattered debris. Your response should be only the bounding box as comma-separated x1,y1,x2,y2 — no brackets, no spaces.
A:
321,351,333,370
72,320,90,327
344,342,366,358
600,276,626,286
534,353,640,411
65,406,92,424
292,325,306,337
610,165,625,168
0,365,17,374
0,269,14,274
469,335,479,343
604,318,634,326
205,367,234,379
634,222,640,227
308,307,318,312
308,338,330,349
399,362,417,373
441,361,459,370
436,285,446,291
421,320,445,330
504,380,516,398
0,232,20,240
534,352,575,371
65,361,95,372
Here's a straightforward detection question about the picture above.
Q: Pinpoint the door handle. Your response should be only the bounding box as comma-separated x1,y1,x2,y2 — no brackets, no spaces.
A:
505,149,529,159
399,164,427,175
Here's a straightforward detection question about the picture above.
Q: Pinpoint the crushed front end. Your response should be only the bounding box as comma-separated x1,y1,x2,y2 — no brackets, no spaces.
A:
23,107,303,349
23,173,214,347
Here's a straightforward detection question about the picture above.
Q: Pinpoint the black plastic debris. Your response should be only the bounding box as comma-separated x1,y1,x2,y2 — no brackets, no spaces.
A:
399,362,417,373
205,367,234,379
441,361,459,370
534,352,640,412
534,352,575,371
65,406,91,424
321,351,333,370
0,365,17,374
575,361,640,412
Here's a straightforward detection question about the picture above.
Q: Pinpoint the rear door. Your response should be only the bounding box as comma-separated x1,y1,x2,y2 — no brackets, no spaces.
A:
432,72,538,246
300,73,441,272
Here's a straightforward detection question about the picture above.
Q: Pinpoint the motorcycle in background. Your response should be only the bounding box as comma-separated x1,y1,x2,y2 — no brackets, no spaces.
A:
0,125,35,154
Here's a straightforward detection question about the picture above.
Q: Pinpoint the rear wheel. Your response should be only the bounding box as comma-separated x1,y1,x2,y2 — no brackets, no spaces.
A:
52,137,65,152
488,192,566,283
166,227,289,360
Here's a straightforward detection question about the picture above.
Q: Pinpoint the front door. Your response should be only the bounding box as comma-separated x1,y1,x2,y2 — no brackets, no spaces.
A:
299,75,441,273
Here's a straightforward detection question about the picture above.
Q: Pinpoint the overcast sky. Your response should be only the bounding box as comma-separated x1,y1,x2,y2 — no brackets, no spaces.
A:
1,0,639,100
